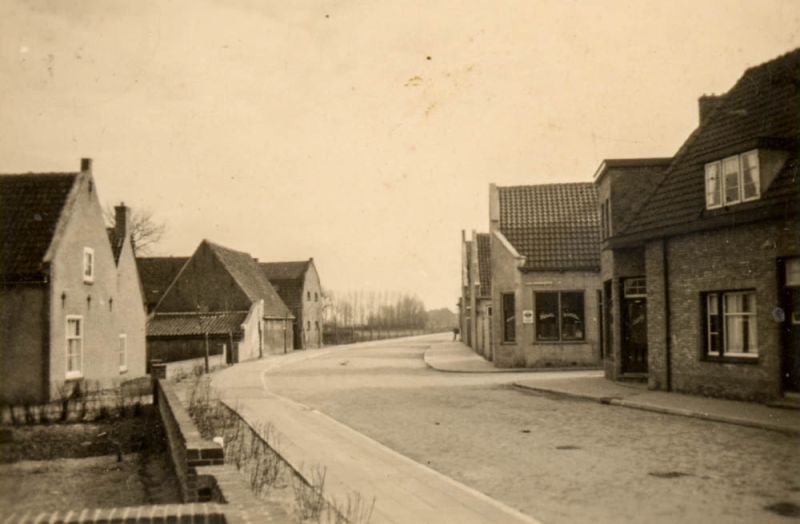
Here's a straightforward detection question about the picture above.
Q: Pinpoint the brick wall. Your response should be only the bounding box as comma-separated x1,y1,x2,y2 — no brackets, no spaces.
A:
645,217,799,401
1,503,227,524
153,369,225,503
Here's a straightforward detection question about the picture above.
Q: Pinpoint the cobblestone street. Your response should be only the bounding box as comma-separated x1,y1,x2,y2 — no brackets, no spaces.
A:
263,335,800,524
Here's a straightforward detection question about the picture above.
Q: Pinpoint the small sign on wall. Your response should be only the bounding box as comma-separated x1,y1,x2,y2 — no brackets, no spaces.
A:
522,310,534,324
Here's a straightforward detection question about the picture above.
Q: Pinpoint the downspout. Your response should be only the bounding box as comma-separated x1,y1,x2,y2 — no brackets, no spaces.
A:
662,238,672,391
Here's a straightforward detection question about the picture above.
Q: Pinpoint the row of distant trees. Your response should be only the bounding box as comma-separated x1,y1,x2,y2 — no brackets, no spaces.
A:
323,289,428,330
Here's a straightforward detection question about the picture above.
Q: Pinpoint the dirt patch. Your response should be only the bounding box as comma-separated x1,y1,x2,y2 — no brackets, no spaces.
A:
0,455,146,514
0,407,180,513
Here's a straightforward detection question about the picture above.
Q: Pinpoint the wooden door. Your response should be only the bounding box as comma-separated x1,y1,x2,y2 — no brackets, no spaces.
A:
621,297,648,373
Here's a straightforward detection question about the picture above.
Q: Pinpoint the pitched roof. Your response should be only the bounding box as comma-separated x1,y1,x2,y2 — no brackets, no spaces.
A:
205,241,293,318
259,260,311,311
148,311,248,337
497,183,600,271
0,172,78,282
476,233,491,296
620,48,800,238
260,260,310,281
136,256,189,309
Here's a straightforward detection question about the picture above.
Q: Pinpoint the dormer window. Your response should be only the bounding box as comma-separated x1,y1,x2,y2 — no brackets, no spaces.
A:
705,150,760,209
83,247,94,283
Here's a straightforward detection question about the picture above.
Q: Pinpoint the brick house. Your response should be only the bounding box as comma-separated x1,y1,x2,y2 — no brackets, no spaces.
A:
0,159,147,403
596,49,800,401
259,259,323,349
148,240,294,366
488,183,602,368
459,230,493,358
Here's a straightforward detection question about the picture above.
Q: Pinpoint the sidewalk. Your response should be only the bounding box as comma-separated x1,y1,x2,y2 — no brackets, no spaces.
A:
425,341,800,436
423,340,600,373
212,351,540,524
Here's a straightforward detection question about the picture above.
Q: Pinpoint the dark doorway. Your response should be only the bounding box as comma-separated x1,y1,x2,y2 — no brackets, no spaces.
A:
293,320,302,350
781,258,800,393
621,278,648,374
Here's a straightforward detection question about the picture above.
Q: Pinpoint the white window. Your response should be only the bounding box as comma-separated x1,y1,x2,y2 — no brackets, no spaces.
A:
623,278,647,298
66,316,83,378
705,291,757,359
118,334,128,373
705,150,760,209
83,247,94,283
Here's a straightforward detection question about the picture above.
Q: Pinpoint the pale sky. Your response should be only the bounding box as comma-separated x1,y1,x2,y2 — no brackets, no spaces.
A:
2,1,799,309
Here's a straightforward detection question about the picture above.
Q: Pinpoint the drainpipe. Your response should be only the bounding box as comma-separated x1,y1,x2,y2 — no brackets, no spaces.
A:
662,238,672,391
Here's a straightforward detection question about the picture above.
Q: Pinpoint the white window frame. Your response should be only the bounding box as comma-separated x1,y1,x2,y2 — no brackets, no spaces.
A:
118,334,128,373
704,150,761,209
83,247,95,283
704,290,758,359
66,315,83,379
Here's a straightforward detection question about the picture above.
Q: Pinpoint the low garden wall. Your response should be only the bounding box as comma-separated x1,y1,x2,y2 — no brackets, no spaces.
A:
152,364,225,503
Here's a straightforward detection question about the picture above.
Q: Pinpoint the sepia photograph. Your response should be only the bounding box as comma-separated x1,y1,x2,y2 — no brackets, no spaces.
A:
1,1,799,522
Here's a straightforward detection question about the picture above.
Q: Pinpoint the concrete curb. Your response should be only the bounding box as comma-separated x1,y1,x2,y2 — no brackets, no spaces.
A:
423,347,602,375
512,383,800,437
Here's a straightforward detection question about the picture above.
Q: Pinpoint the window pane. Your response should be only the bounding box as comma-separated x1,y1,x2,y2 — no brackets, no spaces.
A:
560,292,585,341
535,293,559,341
67,319,79,337
705,163,721,207
723,291,757,356
706,294,720,355
741,151,760,200
786,258,800,287
503,293,516,342
723,157,740,204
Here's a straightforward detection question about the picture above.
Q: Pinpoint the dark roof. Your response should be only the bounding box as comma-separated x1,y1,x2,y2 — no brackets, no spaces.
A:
259,260,311,311
205,241,293,318
260,260,310,281
621,48,800,238
148,311,247,337
106,228,124,265
136,257,189,309
498,183,600,271
0,172,78,281
476,233,491,296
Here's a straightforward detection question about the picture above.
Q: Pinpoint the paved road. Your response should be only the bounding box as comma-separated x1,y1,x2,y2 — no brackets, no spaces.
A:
262,334,800,524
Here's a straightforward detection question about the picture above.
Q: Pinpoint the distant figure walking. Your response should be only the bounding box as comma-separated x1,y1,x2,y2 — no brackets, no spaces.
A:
453,327,460,341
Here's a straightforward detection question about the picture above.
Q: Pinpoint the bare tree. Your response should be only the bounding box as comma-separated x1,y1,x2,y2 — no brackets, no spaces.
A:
104,204,166,256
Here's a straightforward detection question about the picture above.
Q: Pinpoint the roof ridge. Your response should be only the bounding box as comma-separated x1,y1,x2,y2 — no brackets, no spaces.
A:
497,181,595,190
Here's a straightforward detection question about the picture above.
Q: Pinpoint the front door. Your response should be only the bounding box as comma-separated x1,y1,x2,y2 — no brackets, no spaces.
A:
621,278,648,374
782,258,800,393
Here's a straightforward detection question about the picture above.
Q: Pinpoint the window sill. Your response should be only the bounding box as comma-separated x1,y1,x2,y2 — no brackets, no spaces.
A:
119,367,128,374
500,341,517,346
702,355,759,365
65,372,83,380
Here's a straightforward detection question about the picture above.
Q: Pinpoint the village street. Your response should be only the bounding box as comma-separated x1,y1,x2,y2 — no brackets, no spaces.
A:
229,333,800,524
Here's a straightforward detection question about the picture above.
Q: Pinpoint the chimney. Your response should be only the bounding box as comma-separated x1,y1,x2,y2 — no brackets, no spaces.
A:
698,95,723,124
80,158,92,172
114,202,130,243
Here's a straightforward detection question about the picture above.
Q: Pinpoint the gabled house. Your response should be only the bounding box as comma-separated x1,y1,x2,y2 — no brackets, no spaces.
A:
260,259,323,349
489,182,602,368
148,240,294,366
0,159,146,403
596,49,800,401
459,230,492,358
136,256,189,314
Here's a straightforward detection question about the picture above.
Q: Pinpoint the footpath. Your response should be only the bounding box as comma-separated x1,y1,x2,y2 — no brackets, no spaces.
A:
425,342,800,436
212,338,541,524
